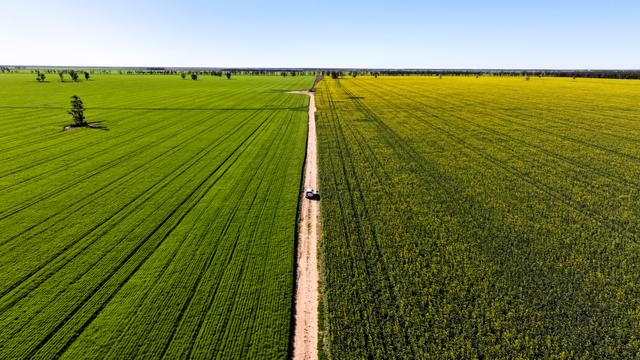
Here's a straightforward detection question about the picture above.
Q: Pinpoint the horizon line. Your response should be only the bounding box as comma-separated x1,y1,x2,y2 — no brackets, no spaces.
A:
3,64,640,72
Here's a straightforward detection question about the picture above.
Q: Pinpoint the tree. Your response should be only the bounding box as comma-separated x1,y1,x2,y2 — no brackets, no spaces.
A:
36,72,46,82
84,71,90,80
180,72,186,80
69,70,80,82
68,95,87,127
191,73,198,80
58,71,65,82
226,72,232,80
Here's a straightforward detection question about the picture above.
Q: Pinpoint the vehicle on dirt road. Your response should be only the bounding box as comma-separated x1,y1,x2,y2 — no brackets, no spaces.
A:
304,188,316,200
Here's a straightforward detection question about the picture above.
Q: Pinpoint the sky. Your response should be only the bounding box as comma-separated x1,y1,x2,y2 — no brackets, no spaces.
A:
1,0,639,69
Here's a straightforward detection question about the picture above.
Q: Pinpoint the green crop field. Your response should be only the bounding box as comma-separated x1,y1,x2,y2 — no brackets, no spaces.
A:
316,76,640,358
0,73,313,359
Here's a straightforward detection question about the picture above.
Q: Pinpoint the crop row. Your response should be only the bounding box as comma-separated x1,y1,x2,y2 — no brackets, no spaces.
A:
316,76,640,359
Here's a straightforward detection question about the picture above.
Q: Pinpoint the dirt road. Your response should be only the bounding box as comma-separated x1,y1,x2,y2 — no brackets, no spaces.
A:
290,90,319,360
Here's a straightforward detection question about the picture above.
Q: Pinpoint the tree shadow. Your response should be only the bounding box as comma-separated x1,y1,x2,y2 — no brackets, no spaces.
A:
62,120,109,132
87,121,109,131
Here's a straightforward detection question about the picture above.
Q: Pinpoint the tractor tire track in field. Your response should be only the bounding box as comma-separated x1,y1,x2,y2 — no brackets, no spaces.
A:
0,113,271,347
55,119,272,359
0,110,237,250
290,91,320,360
0,111,267,307
0,84,265,166
159,113,291,359
25,115,272,359
344,80,639,239
0,112,213,221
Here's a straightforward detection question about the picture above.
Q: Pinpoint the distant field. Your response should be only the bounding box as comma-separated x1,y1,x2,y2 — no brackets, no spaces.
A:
316,76,640,358
0,74,312,358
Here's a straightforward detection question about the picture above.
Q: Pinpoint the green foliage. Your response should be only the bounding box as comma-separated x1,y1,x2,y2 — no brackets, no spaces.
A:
69,70,79,82
0,73,314,359
68,95,86,127
316,76,640,359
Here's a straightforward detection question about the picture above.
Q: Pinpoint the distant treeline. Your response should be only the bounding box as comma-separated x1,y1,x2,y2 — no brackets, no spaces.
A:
1,67,325,77
2,66,639,79
325,69,640,80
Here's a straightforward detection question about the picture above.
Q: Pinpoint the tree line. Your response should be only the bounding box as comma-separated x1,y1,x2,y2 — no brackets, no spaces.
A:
7,67,640,80
321,69,640,80
180,71,232,80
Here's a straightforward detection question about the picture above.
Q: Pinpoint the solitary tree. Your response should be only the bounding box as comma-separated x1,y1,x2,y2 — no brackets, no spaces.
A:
84,71,90,80
191,73,198,80
36,72,46,82
58,71,65,82
69,70,80,82
226,72,232,80
68,95,87,127
180,72,186,80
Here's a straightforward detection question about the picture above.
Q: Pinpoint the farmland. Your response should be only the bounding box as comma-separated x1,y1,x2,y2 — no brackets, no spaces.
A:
316,76,640,358
0,73,313,359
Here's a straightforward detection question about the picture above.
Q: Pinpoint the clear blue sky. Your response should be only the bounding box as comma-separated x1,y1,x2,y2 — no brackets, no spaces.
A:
1,0,638,69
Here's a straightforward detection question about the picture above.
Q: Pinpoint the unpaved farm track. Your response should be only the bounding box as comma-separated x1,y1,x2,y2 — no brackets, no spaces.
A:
290,90,319,360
